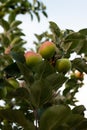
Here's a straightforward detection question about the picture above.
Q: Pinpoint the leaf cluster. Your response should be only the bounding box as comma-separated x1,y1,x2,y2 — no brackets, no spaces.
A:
0,0,47,21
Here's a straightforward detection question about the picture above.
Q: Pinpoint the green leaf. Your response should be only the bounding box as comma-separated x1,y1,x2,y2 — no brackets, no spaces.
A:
72,105,86,116
66,114,84,128
7,87,30,101
0,109,35,130
0,47,4,53
13,31,25,37
0,78,19,98
0,19,10,31
42,11,48,17
0,34,10,47
0,87,7,99
0,12,5,18
49,21,60,37
34,34,43,41
79,28,87,35
75,119,87,130
10,51,25,63
63,78,78,96
33,60,55,79
17,62,34,86
46,73,68,90
77,39,87,55
63,32,86,53
10,37,23,46
29,11,33,20
67,40,83,53
10,20,22,28
9,11,16,24
51,124,70,130
0,79,8,88
11,42,26,52
72,58,87,73
4,62,20,78
0,78,17,89
30,79,52,107
65,32,85,42
76,40,86,55
34,11,40,22
40,105,71,130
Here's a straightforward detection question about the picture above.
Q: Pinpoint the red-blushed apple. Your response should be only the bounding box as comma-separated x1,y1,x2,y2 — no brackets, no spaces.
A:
55,58,71,73
24,51,42,67
74,70,84,79
38,41,56,59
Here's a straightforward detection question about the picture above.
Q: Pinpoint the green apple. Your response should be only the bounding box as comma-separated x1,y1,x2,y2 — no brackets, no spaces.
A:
55,58,71,73
38,41,56,59
24,51,42,67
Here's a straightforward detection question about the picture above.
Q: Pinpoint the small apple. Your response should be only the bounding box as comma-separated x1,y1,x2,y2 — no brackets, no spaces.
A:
24,51,42,67
74,70,84,80
55,58,71,73
38,41,56,59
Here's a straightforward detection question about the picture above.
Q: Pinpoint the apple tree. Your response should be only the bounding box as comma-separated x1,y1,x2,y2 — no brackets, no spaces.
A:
0,0,87,130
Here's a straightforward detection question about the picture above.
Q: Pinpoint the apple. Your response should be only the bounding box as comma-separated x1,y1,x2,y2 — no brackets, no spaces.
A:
38,41,56,59
74,70,84,80
24,51,42,67
55,58,71,73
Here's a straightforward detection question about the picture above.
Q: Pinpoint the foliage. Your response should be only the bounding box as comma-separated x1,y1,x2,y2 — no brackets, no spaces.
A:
0,0,47,21
0,0,87,130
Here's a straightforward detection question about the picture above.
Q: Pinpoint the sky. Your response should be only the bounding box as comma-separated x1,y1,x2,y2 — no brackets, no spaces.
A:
17,0,87,116
18,0,87,47
45,0,87,30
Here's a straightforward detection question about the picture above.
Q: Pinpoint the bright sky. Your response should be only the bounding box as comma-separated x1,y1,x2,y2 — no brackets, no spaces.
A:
45,0,87,30
17,0,87,116
19,0,87,47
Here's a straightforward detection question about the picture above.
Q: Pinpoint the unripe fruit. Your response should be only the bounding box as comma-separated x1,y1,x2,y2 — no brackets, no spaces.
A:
24,51,42,67
55,58,71,73
38,41,56,59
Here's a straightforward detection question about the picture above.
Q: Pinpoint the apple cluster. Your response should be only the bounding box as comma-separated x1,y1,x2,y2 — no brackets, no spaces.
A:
24,41,72,73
